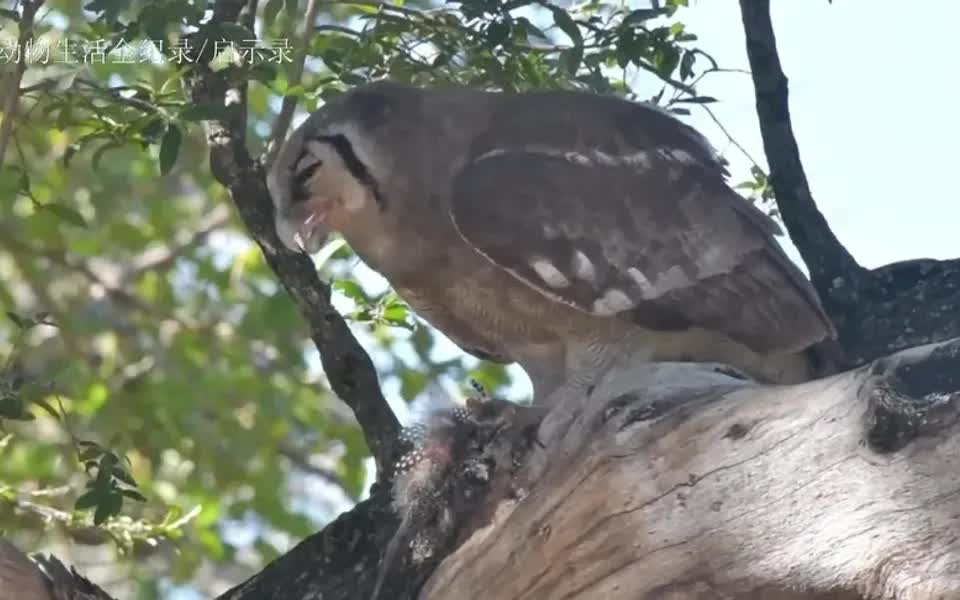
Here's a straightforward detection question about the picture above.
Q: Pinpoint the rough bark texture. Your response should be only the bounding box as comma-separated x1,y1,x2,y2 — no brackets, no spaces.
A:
215,491,397,600
422,338,960,599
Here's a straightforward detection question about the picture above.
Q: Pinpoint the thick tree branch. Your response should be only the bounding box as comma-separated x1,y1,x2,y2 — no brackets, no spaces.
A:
737,0,863,292
215,493,395,600
738,0,960,368
184,1,399,473
424,339,960,599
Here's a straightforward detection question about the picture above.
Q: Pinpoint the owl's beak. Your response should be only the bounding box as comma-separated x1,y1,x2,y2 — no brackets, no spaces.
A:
275,197,331,255
294,209,326,252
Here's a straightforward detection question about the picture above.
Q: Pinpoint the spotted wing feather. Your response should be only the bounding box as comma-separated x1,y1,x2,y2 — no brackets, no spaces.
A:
448,97,835,354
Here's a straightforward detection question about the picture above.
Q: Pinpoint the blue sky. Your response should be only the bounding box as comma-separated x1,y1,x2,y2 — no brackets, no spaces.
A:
681,1,959,269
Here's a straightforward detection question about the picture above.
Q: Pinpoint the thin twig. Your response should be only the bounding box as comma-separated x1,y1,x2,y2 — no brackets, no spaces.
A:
635,59,696,96
264,0,323,167
0,225,187,322
0,0,44,167
121,204,231,283
277,444,360,501
699,104,762,170
316,24,362,37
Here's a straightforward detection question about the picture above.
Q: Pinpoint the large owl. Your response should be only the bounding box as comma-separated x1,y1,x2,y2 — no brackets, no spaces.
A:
267,81,837,406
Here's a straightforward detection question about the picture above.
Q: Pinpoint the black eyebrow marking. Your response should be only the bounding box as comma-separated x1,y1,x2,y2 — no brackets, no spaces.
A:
311,133,386,210
293,155,323,188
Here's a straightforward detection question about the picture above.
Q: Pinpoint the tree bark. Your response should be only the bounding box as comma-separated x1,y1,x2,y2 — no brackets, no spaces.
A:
420,338,960,599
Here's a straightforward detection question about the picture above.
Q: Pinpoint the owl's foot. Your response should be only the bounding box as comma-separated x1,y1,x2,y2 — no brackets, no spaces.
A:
463,395,549,443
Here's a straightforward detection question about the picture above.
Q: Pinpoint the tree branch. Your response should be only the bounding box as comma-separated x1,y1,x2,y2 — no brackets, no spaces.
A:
184,0,400,474
424,339,960,599
737,0,960,368
215,494,395,600
119,204,231,283
737,0,863,291
0,0,44,167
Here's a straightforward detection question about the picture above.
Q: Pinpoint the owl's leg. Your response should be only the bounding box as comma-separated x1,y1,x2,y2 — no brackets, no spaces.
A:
531,369,608,449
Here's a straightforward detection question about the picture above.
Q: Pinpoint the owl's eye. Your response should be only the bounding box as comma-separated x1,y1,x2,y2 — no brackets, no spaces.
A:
294,159,323,188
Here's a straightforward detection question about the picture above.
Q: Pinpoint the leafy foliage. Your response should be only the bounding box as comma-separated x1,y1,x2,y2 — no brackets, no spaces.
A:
0,0,731,595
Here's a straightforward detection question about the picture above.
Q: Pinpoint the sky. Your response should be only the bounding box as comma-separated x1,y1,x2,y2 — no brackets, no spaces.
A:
680,0,959,269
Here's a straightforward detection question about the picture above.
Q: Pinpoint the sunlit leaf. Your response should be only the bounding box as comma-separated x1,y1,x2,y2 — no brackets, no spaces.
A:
38,202,89,228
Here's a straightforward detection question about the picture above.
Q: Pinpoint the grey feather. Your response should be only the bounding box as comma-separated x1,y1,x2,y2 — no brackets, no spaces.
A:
449,152,833,354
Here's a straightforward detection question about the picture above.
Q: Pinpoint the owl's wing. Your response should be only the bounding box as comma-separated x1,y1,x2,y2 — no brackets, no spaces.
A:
448,96,835,354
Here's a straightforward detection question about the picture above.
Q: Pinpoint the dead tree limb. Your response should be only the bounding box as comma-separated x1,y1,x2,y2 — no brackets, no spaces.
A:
423,338,960,599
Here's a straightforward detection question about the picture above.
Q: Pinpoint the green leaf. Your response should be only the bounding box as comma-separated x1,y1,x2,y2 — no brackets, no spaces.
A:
263,0,283,27
551,8,583,47
624,8,665,25
179,104,231,121
400,370,428,401
679,50,696,80
382,303,408,321
121,489,148,502
333,280,368,303
39,202,89,228
159,124,182,175
93,492,123,525
112,467,137,487
75,490,102,510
